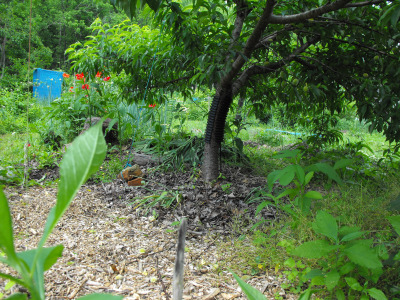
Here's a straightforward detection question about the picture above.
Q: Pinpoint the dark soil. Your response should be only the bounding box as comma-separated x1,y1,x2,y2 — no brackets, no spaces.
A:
27,150,277,233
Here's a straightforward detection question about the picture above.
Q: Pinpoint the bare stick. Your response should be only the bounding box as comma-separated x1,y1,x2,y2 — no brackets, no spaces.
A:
172,218,187,300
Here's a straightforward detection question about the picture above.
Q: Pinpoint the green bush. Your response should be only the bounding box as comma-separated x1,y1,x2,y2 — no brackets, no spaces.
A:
0,88,43,134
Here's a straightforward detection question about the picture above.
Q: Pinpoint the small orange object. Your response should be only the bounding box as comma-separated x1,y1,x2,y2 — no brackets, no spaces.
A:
128,178,142,186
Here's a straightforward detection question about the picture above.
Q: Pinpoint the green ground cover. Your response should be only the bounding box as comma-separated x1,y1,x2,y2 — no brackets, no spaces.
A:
1,87,399,299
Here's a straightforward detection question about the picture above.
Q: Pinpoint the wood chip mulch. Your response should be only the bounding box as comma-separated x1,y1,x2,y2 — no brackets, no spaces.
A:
1,164,297,299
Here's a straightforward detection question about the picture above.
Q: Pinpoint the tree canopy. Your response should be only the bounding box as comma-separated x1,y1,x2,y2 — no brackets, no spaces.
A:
0,0,126,87
70,0,400,180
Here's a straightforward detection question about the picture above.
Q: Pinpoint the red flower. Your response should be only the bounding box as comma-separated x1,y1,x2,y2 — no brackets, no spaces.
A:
103,76,111,81
95,71,102,78
63,73,70,78
27,143,31,147
149,104,156,108
75,72,85,80
82,84,90,90
69,86,74,92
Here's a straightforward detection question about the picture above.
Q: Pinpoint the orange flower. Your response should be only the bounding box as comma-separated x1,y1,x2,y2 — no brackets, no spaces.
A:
96,71,102,78
75,72,85,80
63,73,70,78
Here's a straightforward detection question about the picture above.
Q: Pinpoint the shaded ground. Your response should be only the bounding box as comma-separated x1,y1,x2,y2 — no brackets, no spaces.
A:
1,152,295,299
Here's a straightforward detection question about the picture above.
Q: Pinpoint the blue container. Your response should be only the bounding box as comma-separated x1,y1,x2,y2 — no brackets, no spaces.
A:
33,68,64,103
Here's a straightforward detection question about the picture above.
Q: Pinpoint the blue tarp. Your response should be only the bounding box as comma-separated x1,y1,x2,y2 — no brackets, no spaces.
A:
33,68,64,102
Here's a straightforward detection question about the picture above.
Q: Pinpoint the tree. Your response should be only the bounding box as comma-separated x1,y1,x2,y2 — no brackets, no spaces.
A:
0,0,126,87
73,0,400,181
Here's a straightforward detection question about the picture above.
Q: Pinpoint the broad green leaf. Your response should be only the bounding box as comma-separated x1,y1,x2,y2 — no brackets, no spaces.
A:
325,271,340,291
77,294,124,300
292,240,339,259
339,262,355,275
304,171,314,185
267,170,282,191
4,294,28,300
273,149,301,159
333,158,354,170
394,251,400,261
304,269,324,280
294,164,305,185
335,289,345,300
231,271,267,300
40,120,107,246
304,191,323,200
387,215,400,235
311,163,343,184
17,245,64,298
298,289,316,300
345,277,363,291
340,231,365,242
344,242,382,269
279,165,296,186
367,288,388,300
339,225,362,237
0,188,18,263
312,211,338,242
283,258,296,268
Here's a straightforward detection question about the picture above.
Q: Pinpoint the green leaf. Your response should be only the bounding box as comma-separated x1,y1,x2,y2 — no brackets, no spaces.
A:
312,163,343,184
279,165,296,186
387,215,400,236
312,211,338,242
367,288,388,300
340,231,365,242
344,241,382,269
304,191,323,200
298,289,315,300
345,277,363,291
77,294,124,300
255,201,271,215
294,164,305,185
333,158,354,170
339,262,355,275
325,271,340,291
304,171,314,185
40,120,107,246
292,240,339,259
0,188,18,264
304,269,324,280
335,289,345,300
231,271,267,300
4,294,28,300
17,245,64,298
273,149,301,159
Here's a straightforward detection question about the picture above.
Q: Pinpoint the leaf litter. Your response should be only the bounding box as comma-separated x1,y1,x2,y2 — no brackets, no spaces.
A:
1,156,297,299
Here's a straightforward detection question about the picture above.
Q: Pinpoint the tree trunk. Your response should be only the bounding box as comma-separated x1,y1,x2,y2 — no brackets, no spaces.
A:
202,84,233,182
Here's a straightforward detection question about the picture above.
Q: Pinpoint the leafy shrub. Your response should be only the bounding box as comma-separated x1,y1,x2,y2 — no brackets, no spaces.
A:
280,210,400,300
0,88,42,134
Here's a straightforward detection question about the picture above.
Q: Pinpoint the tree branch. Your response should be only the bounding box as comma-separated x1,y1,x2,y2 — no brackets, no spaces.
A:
268,0,353,24
344,0,390,8
222,0,277,86
226,0,252,63
232,36,319,95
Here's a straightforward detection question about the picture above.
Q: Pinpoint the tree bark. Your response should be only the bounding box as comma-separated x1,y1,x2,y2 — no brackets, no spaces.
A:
202,85,233,182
